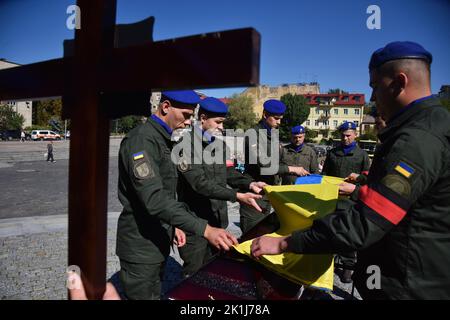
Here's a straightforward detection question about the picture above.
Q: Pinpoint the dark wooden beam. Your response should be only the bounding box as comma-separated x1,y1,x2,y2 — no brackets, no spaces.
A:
0,28,260,104
67,0,116,300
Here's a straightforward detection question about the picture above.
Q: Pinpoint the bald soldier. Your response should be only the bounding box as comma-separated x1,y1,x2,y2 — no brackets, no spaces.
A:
251,41,450,299
116,90,237,300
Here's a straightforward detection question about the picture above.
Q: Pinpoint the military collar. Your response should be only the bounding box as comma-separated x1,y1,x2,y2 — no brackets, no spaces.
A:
286,143,304,153
258,120,272,136
334,144,359,156
379,96,440,143
148,116,172,141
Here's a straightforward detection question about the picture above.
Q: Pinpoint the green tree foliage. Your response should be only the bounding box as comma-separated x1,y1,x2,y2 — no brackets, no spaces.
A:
358,128,378,141
305,127,318,143
279,93,310,141
327,88,348,94
331,129,341,139
0,104,25,130
114,115,143,134
34,99,63,129
224,94,258,130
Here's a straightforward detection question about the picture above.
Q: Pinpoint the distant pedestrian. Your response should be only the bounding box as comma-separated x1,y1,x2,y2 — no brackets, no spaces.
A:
20,130,25,142
47,141,55,163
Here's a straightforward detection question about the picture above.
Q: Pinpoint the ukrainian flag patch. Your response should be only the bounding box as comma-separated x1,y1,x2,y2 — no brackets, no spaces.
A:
133,151,144,161
395,161,414,178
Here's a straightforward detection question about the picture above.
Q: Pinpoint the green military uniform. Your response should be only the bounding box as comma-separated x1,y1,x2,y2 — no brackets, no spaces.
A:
177,127,253,275
240,120,289,234
116,117,208,299
322,139,371,270
286,97,450,299
322,144,371,179
280,143,319,185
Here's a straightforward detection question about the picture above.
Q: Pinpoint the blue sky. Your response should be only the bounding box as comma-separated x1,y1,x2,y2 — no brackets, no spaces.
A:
1,0,449,102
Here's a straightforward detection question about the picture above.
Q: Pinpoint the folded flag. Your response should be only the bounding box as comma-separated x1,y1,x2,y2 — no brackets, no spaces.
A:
234,175,344,291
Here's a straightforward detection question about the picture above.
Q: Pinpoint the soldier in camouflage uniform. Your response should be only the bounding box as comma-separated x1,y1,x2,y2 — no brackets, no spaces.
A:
251,41,450,299
115,91,237,300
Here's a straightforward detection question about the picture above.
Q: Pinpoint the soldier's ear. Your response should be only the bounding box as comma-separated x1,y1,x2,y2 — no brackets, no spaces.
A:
160,100,171,115
199,113,207,123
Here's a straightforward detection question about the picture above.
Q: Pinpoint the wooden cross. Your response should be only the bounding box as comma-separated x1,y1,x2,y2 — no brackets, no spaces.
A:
0,0,260,299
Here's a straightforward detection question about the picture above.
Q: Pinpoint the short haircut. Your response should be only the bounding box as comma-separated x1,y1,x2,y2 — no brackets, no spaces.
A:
377,58,431,87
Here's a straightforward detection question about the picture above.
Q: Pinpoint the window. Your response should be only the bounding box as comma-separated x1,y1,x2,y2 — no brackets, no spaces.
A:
333,120,338,127
324,120,329,126
354,96,361,102
314,120,319,126
342,96,349,101
344,109,348,115
315,109,320,115
306,120,310,126
355,121,359,127
334,109,338,115
355,109,360,115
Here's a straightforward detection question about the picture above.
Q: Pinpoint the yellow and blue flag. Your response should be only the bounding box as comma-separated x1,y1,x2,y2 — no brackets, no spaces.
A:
234,175,344,291
133,151,144,161
395,161,415,178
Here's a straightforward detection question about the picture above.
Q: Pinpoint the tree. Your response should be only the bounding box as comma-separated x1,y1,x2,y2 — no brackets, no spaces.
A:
34,99,63,128
0,104,25,131
305,127,318,143
279,93,310,141
327,88,348,94
358,128,378,141
115,115,143,133
224,94,258,130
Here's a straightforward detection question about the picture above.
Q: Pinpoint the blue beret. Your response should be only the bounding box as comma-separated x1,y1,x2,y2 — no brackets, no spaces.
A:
369,41,432,70
291,125,305,134
338,121,357,131
263,99,286,115
199,97,228,116
161,90,200,105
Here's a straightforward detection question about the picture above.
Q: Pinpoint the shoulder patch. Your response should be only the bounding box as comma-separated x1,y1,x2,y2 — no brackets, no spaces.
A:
381,174,411,198
394,161,415,178
133,160,154,180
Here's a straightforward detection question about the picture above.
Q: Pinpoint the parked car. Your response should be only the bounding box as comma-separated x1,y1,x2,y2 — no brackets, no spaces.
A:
0,129,30,141
31,130,61,141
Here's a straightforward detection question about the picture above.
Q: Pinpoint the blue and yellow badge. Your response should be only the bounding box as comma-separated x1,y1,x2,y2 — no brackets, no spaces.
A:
133,151,144,161
395,161,415,178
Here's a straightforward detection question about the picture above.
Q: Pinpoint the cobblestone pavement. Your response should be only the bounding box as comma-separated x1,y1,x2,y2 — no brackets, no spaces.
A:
0,140,360,300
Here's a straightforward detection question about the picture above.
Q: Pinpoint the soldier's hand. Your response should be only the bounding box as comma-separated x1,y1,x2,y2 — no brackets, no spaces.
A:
203,225,238,251
250,235,289,260
338,182,356,195
237,192,263,212
345,173,360,183
174,228,186,247
289,166,310,176
249,181,268,194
